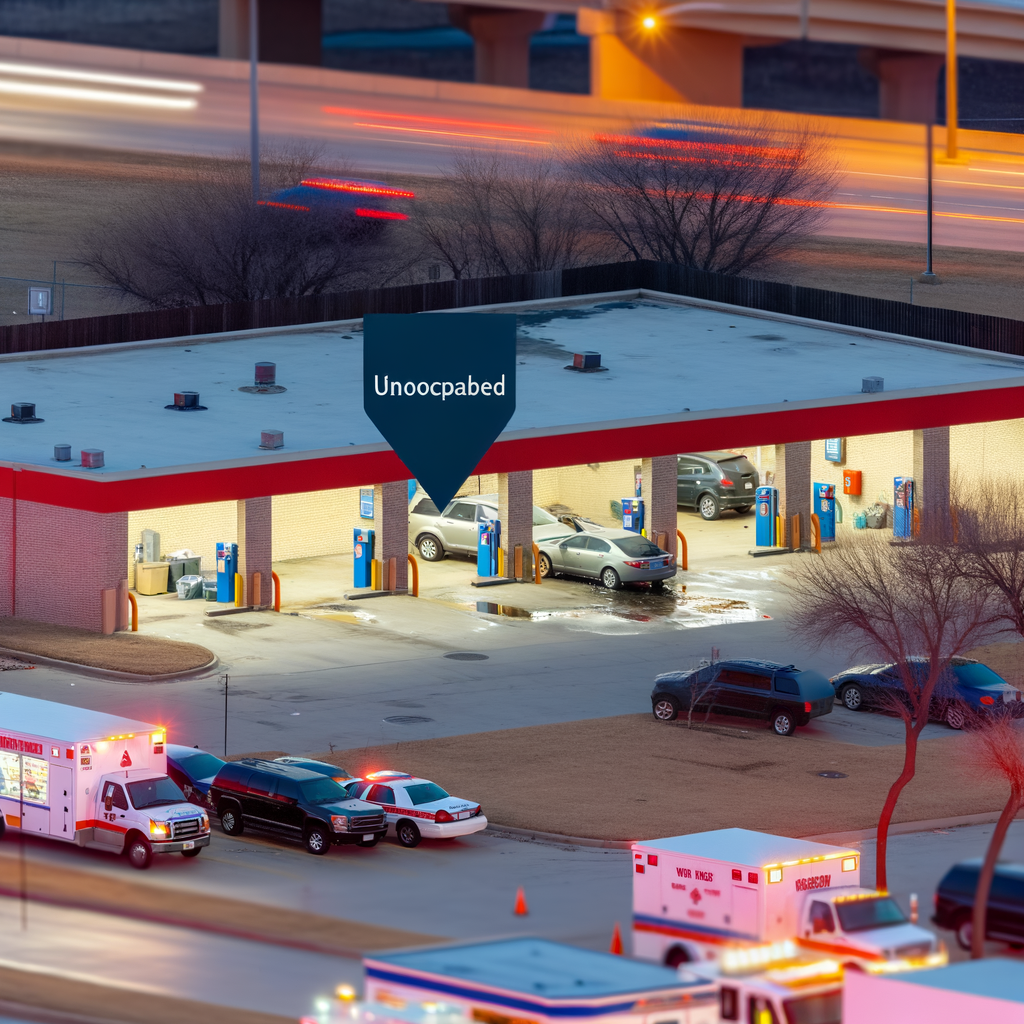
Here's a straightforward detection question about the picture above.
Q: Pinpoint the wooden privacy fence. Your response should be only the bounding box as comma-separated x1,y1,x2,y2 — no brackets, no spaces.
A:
0,261,1021,357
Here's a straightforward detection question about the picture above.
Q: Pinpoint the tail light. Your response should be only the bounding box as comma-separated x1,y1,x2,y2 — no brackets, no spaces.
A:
472,805,482,817
980,696,995,705
624,560,645,568
804,702,812,712
435,809,454,823
720,478,734,487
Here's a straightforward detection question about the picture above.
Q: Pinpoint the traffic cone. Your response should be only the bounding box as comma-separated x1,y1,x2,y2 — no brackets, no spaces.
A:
514,886,529,915
609,922,623,955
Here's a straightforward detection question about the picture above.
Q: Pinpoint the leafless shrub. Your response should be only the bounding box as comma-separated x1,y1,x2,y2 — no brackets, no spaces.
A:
787,532,999,890
78,143,413,308
566,116,840,275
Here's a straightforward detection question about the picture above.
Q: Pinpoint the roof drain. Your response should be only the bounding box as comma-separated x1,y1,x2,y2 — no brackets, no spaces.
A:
240,361,287,394
165,391,207,411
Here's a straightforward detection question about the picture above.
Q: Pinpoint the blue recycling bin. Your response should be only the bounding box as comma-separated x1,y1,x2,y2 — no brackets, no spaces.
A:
755,486,778,547
814,483,836,542
353,528,374,587
622,498,645,534
216,542,238,602
894,476,914,539
477,519,500,577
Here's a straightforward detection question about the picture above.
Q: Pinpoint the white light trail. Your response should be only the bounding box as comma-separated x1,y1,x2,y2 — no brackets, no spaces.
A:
0,61,202,93
0,79,198,110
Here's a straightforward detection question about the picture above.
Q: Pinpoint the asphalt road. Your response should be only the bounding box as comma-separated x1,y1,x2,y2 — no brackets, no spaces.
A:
0,37,1020,250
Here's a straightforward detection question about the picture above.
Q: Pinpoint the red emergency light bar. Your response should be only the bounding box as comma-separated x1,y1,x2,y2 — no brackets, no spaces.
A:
355,208,408,221
300,178,416,199
594,133,801,169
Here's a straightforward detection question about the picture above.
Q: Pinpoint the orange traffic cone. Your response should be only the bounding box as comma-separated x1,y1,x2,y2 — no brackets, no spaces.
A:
514,886,529,915
609,922,623,955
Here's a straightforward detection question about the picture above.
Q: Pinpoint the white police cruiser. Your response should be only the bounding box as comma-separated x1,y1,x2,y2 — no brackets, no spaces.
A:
347,770,487,848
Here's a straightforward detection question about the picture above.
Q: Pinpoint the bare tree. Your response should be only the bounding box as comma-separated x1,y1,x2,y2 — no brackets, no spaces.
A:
566,117,839,275
415,150,600,280
962,718,1024,958
788,533,997,890
78,145,412,308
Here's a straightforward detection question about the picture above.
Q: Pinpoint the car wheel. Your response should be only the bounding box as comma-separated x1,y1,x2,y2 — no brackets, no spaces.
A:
653,696,680,721
771,710,796,736
418,535,444,562
735,505,753,515
956,915,973,951
218,803,243,836
538,553,553,578
651,579,666,592
126,836,152,870
947,705,966,730
842,684,864,711
601,567,621,590
665,946,691,967
182,847,202,858
396,820,421,848
305,825,330,855
698,493,721,521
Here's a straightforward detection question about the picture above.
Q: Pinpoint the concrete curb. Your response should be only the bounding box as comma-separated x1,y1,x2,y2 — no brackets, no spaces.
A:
485,825,633,850
0,646,219,683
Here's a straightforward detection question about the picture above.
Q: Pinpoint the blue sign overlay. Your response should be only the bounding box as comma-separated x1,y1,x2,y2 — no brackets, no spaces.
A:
363,313,517,512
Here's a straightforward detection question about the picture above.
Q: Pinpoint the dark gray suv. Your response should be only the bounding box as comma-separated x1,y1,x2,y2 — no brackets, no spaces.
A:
677,451,759,520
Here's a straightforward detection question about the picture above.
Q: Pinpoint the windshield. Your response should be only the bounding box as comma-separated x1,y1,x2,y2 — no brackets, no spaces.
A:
834,896,907,932
533,506,559,526
176,752,225,779
613,536,663,558
127,777,186,810
405,782,449,805
782,991,842,1024
299,777,349,805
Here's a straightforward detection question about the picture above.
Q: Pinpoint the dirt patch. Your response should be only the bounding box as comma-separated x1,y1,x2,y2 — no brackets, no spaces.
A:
0,617,213,675
313,715,1006,841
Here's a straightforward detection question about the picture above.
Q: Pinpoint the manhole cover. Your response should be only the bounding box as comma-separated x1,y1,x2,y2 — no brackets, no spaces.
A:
383,715,434,725
817,771,848,779
444,652,489,661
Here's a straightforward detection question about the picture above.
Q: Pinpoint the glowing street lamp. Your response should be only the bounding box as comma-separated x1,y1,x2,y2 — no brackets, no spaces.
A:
642,15,658,30
946,0,958,160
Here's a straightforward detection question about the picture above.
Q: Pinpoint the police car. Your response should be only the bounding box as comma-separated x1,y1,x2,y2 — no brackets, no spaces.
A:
346,770,487,848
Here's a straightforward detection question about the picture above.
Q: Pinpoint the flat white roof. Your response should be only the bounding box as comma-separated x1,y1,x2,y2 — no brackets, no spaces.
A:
0,692,157,742
636,828,857,866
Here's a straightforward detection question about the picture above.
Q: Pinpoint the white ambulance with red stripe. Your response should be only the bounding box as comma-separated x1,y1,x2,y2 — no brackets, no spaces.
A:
347,770,487,848
631,829,944,974
0,692,210,869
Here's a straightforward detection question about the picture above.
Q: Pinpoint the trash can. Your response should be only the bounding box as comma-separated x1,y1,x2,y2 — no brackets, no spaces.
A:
176,575,204,600
135,562,170,595
203,580,218,602
167,557,200,587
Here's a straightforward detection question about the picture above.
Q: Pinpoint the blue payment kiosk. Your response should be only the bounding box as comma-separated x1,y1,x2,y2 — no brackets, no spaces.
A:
814,483,836,542
216,542,238,602
755,486,778,547
353,528,374,587
622,498,645,534
477,519,500,576
894,476,914,538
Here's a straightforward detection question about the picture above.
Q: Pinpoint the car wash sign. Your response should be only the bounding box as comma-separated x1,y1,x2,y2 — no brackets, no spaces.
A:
363,313,516,512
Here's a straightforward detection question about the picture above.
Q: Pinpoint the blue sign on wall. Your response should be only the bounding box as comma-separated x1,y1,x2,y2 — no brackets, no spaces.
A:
363,314,517,513
825,438,844,463
359,487,374,519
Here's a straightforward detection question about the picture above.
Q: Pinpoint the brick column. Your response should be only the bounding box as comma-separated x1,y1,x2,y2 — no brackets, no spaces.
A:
775,442,811,548
448,6,546,88
373,480,409,591
642,455,678,557
913,427,951,539
13,501,128,631
498,471,533,579
237,497,272,608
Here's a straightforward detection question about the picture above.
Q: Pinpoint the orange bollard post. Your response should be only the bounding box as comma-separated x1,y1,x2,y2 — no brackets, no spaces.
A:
810,513,822,553
609,922,623,955
790,514,800,551
407,554,419,597
127,591,138,632
514,886,529,915
252,571,261,609
532,543,541,584
271,570,281,612
676,529,687,571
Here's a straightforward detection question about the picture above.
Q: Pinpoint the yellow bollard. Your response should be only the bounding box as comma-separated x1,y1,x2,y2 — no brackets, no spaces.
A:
371,559,381,591
234,573,243,607
676,529,687,571
127,591,138,632
407,554,419,597
497,547,505,578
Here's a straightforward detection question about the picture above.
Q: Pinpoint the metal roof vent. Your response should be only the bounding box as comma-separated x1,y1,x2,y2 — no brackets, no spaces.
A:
862,376,884,393
165,391,207,411
259,429,284,449
54,444,71,461
3,402,43,423
81,449,104,468
564,352,607,374
240,361,287,394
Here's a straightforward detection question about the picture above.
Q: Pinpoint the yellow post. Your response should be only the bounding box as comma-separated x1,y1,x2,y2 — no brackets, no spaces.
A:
497,547,505,578
946,0,958,160
676,529,688,571
407,554,419,597
371,559,381,591
234,573,243,607
127,591,138,632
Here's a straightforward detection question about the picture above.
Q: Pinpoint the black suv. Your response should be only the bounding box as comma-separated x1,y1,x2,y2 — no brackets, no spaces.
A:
677,451,759,520
935,859,1024,949
650,659,835,736
209,759,387,855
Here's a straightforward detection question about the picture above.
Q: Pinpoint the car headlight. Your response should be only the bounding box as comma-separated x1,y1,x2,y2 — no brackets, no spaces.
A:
331,815,349,833
201,812,210,831
149,820,170,838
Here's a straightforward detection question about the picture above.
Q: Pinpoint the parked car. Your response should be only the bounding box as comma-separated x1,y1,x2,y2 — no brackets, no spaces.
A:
345,769,487,848
829,657,1022,729
208,759,387,855
934,859,1024,950
273,756,354,784
536,529,675,590
409,491,572,562
166,744,226,807
651,659,834,736
677,451,759,520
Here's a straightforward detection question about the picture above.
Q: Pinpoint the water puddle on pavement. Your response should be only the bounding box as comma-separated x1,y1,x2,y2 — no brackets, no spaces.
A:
301,603,376,625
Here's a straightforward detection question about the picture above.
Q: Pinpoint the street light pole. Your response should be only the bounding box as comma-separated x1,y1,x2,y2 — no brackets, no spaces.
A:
249,0,259,202
946,0,958,160
923,122,937,279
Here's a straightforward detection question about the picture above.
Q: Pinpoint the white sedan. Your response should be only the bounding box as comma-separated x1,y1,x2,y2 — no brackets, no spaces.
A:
346,770,488,847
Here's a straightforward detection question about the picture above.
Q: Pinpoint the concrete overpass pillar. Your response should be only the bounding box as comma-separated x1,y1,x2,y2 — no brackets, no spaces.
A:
577,9,746,106
498,471,533,579
774,442,811,549
913,427,952,539
448,5,546,88
219,0,322,66
860,49,944,123
373,480,409,591
237,496,272,608
642,456,679,558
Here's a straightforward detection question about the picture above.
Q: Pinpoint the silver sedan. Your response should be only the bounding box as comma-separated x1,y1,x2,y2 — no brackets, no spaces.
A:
536,529,677,590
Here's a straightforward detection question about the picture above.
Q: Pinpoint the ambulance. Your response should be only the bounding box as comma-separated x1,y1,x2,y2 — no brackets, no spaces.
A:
631,829,945,973
0,692,210,868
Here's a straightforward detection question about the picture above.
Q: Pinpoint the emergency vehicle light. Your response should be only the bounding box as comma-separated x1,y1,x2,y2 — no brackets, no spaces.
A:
301,178,416,199
841,857,857,872
834,890,887,903
864,949,947,974
152,732,165,745
768,868,783,883
762,850,855,869
721,939,797,974
764,959,842,986
336,986,356,1001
